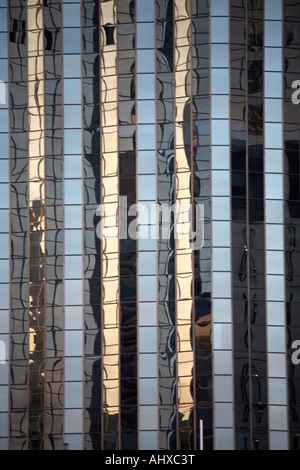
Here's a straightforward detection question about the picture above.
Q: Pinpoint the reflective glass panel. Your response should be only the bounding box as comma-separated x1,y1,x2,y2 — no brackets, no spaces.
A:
137,50,155,74
213,323,231,350
267,326,286,352
139,406,157,430
63,29,81,53
64,179,82,205
139,354,157,377
64,409,83,434
63,55,82,79
211,44,229,68
137,23,155,49
63,3,81,27
139,379,158,405
138,175,156,200
137,74,155,100
139,327,157,353
211,17,229,43
65,382,83,408
264,72,282,98
265,21,282,47
211,120,230,145
65,330,83,357
211,0,229,16
265,0,282,20
65,279,83,305
214,376,233,402
265,48,282,72
214,403,233,428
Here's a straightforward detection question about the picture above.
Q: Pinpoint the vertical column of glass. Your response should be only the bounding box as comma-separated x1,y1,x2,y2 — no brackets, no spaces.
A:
283,0,300,451
0,0,9,450
82,0,101,451
44,0,64,450
117,0,137,450
264,0,288,450
101,0,120,450
247,0,268,450
174,0,194,451
8,0,28,450
192,0,212,451
136,0,158,451
230,0,248,450
62,0,84,449
156,0,176,451
231,0,268,450
210,0,234,451
27,0,46,450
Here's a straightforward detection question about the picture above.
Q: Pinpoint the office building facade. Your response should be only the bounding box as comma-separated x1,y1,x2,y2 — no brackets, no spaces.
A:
0,0,299,451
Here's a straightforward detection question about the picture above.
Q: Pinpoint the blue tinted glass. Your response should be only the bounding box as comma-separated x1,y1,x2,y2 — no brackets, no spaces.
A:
63,55,81,78
211,17,229,43
137,23,155,49
64,129,82,154
0,10,6,32
137,50,155,73
64,105,82,128
0,33,7,58
63,29,81,54
64,79,82,104
63,3,81,27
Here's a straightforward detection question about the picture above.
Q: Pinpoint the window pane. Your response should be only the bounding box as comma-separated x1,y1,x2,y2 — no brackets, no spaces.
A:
139,406,157,430
137,100,155,124
211,17,229,43
211,120,230,145
64,179,82,205
63,55,81,78
65,279,83,305
214,376,232,402
139,379,158,405
63,29,81,53
139,354,157,377
63,3,81,27
64,105,82,128
65,330,83,357
211,0,229,16
139,327,157,353
138,175,156,200
65,382,83,408
137,23,155,49
214,403,233,427
213,323,231,350
211,68,229,94
265,21,282,47
65,409,83,434
213,272,231,298
267,326,285,352
137,50,155,73
136,0,155,22
265,0,282,20
265,99,282,123
265,48,282,72
265,123,283,149
211,44,229,68
265,72,282,98
137,74,155,100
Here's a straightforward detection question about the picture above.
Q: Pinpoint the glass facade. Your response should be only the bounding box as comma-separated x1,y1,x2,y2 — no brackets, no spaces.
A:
0,0,299,451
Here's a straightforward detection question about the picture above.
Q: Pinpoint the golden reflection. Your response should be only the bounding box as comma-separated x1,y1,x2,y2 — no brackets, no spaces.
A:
100,0,120,442
27,0,45,451
174,0,194,442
